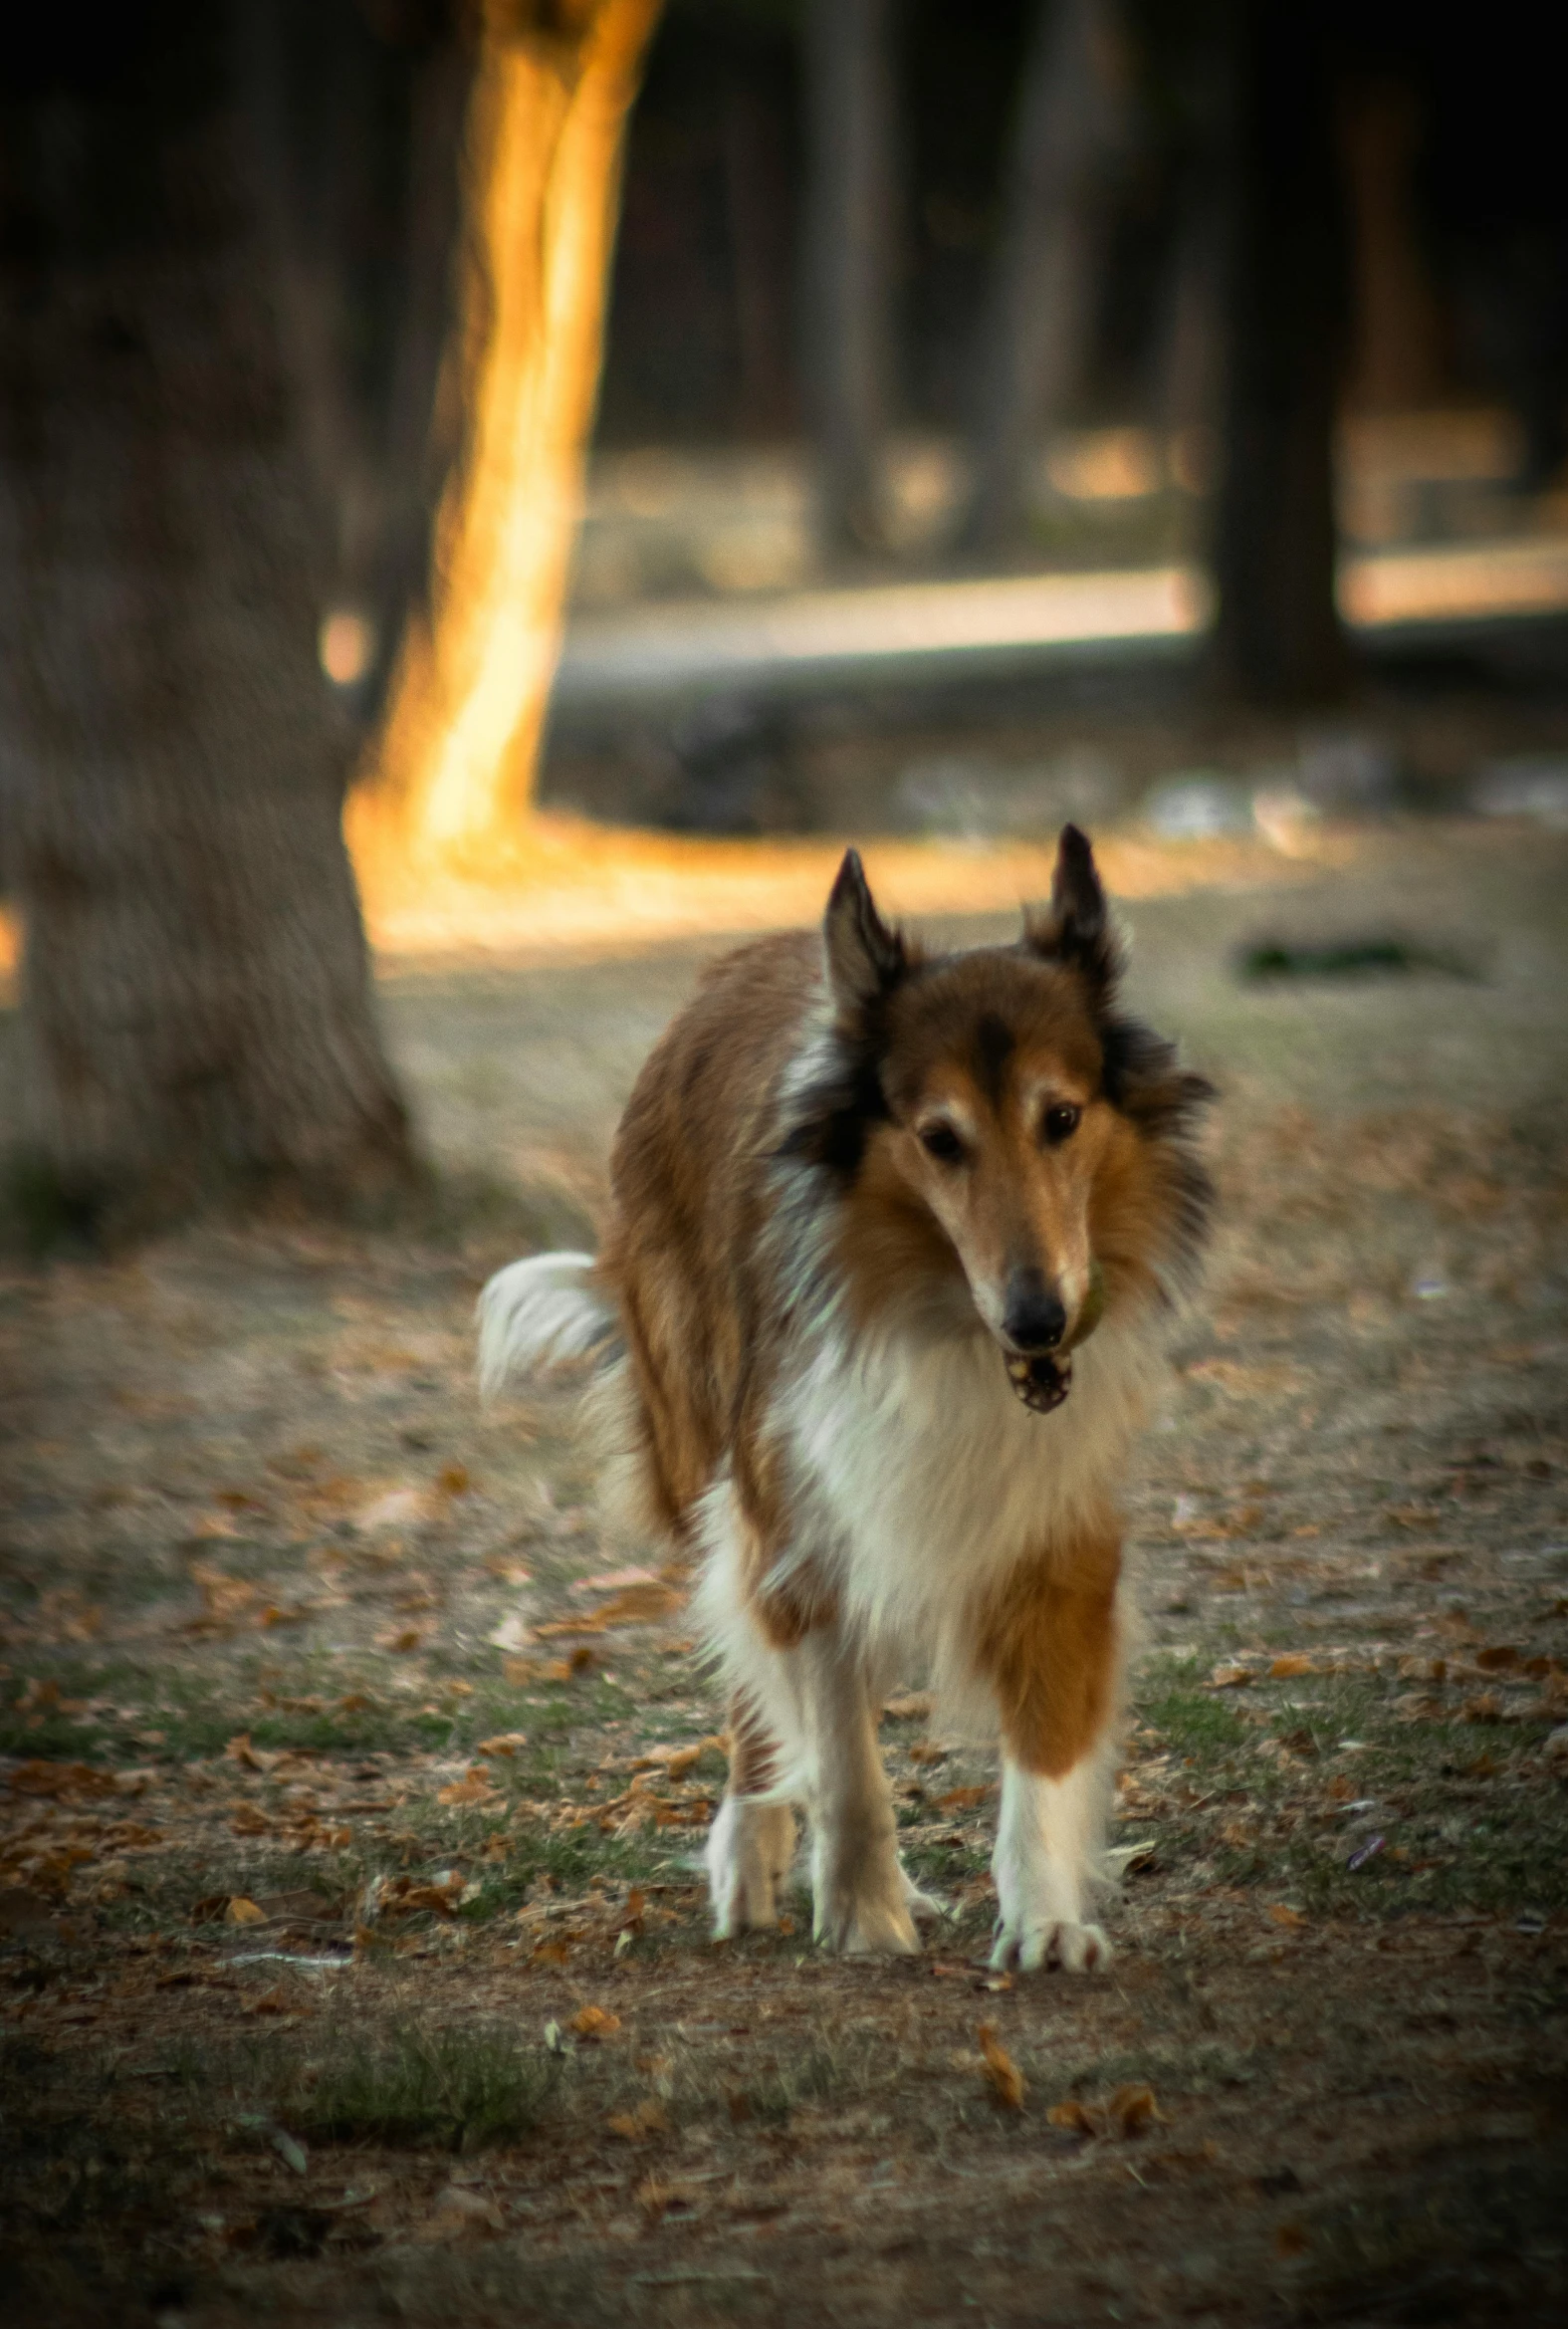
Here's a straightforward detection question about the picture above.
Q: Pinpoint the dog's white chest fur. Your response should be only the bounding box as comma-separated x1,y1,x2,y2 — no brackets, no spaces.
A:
776,1316,1155,1703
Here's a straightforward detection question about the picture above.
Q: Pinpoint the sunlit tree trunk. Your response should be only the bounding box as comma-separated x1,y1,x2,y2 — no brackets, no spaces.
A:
0,9,413,1238
801,0,898,558
370,0,662,874
960,0,1132,555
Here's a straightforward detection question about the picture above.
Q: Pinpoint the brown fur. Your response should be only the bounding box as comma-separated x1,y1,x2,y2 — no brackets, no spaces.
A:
595,832,1210,1814
973,1519,1123,1776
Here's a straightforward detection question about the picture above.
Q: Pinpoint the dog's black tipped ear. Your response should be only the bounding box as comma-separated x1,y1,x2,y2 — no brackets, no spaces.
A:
1050,823,1106,940
824,847,904,1014
1023,824,1117,994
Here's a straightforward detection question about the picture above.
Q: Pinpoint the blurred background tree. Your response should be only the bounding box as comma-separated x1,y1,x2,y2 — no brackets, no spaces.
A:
0,3,421,1238
374,0,664,870
4,0,1567,1235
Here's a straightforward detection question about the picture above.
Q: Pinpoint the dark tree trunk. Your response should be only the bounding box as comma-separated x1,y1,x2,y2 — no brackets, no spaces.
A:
0,10,413,1234
801,0,897,557
1209,3,1351,703
960,0,1132,556
241,2,468,720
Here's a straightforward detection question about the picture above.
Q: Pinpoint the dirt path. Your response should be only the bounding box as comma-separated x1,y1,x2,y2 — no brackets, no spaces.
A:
2,821,1566,2326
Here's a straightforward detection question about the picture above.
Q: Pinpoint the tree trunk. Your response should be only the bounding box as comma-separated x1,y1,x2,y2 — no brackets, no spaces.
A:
960,0,1132,555
0,11,413,1235
800,0,898,558
240,3,469,720
1208,3,1351,703
370,0,663,873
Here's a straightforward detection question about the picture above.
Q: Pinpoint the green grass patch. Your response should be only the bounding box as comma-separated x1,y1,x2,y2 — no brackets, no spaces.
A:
1136,1659,1251,1756
257,2019,560,2150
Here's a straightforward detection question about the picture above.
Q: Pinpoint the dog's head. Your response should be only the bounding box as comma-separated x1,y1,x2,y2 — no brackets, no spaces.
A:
783,828,1214,1412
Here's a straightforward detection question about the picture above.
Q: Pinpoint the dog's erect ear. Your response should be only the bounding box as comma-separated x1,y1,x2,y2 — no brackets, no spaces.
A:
1023,824,1117,995
824,847,904,1014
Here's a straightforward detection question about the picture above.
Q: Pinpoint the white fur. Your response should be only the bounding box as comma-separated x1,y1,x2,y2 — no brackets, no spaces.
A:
693,1320,1147,1961
990,1732,1118,1973
476,1252,613,1400
777,1312,1154,1729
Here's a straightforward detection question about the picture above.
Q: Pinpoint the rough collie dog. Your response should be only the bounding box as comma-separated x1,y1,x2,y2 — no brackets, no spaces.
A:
480,827,1212,1971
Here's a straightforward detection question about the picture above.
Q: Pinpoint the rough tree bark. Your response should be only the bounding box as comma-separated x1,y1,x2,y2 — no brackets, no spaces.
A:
1209,2,1351,702
371,0,663,872
800,0,898,558
0,10,413,1232
960,0,1132,555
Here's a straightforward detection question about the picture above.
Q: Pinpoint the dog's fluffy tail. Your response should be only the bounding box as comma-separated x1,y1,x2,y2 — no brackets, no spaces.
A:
477,1252,618,1400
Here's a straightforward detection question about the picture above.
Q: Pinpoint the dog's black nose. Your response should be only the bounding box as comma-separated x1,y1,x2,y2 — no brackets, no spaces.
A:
1002,1271,1066,1353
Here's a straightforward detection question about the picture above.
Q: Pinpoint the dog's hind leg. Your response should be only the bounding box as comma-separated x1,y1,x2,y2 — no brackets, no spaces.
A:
706,1689,796,1939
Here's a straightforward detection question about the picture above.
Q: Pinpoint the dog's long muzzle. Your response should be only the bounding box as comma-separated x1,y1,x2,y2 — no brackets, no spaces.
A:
1002,1263,1104,1415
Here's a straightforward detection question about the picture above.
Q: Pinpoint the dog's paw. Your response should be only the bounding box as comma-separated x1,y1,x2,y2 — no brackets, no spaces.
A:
816,1884,920,1956
707,1797,796,1939
813,1843,921,1955
901,1865,950,1924
990,1918,1111,1975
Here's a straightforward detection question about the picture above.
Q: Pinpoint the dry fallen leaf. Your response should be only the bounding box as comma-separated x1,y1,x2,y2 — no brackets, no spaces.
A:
224,1897,267,1926
229,1804,273,1836
591,1581,683,1626
8,1759,119,1800
437,1464,472,1498
1046,2096,1100,2136
377,1625,426,1655
356,1487,431,1532
476,1733,528,1758
1268,1654,1314,1680
1106,2083,1162,2137
607,2099,669,2140
978,2022,1024,2111
436,1768,498,1806
568,2004,621,2041
244,1984,312,2017
432,2183,504,2233
936,1784,992,1811
1475,1644,1520,1671
1267,1903,1307,1929
1209,1664,1253,1690
529,1939,571,1967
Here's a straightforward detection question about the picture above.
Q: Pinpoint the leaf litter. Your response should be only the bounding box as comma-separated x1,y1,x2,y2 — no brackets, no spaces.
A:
1,825,1566,2321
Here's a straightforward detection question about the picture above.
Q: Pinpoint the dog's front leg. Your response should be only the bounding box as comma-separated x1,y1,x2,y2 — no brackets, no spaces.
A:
978,1540,1122,1974
799,1631,919,1956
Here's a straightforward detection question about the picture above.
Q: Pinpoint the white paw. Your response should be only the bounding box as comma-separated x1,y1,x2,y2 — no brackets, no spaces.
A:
901,1865,950,1924
813,1834,920,1955
990,1918,1111,1975
816,1885,920,1956
707,1796,796,1938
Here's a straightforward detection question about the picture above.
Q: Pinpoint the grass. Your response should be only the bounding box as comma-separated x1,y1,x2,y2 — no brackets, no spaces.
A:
261,2019,561,2151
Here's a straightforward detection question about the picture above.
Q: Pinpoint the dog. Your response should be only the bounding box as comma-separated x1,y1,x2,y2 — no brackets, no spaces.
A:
479,826,1212,1970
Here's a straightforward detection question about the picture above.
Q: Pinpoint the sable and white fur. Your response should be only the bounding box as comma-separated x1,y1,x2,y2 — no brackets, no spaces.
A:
480,828,1212,1971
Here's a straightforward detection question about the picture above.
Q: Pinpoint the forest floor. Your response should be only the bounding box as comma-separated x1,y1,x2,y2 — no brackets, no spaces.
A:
2,818,1566,2328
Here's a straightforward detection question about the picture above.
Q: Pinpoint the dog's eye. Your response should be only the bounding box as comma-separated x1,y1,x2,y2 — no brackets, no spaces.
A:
919,1123,966,1165
1041,1102,1081,1146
